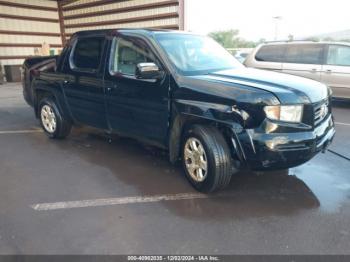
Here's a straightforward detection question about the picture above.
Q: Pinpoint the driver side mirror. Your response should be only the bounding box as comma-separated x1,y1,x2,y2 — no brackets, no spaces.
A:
135,63,162,80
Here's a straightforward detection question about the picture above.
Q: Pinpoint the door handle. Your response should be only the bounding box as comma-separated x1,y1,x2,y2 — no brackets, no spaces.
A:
311,68,317,73
106,85,117,92
63,79,70,85
326,69,332,74
106,83,118,93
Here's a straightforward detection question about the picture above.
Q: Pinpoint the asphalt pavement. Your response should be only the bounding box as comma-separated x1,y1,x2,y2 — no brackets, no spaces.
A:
0,83,350,255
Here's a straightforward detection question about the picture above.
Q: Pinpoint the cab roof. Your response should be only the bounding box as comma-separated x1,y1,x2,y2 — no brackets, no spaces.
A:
71,28,185,38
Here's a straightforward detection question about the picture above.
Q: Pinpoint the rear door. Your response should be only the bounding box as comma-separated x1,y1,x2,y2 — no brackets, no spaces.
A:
104,35,170,145
321,44,350,99
63,36,108,129
282,44,325,81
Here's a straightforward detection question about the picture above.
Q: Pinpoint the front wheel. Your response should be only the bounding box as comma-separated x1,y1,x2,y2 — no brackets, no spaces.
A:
39,97,72,139
182,125,234,193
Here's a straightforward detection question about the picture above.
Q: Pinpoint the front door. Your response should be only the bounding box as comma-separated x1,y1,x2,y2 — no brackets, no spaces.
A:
321,44,350,99
104,35,170,145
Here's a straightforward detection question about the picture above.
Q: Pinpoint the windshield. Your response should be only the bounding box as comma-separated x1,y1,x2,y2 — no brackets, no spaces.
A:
155,33,243,75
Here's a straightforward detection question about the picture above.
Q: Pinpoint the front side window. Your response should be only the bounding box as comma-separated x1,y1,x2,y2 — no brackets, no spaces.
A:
71,37,104,71
255,45,285,62
110,37,156,76
155,33,242,76
285,44,324,64
327,45,350,66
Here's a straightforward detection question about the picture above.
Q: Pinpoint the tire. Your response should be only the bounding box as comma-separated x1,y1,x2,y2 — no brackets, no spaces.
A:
182,125,233,193
39,97,72,139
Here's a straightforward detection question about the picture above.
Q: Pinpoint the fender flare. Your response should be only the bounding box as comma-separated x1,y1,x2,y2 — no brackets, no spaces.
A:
32,83,71,122
168,100,247,164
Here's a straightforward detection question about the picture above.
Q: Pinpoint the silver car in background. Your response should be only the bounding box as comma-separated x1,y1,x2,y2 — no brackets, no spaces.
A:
245,41,350,99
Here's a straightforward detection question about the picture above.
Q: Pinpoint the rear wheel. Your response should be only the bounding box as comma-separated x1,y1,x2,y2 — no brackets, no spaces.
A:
39,97,71,139
182,125,234,193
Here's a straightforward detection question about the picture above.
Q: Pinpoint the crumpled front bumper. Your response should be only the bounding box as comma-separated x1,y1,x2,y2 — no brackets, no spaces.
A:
234,115,335,170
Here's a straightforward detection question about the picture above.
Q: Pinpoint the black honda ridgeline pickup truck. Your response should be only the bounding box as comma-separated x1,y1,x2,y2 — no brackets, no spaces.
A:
23,29,335,192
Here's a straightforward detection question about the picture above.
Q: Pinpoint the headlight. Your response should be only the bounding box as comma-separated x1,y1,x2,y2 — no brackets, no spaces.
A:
264,105,303,123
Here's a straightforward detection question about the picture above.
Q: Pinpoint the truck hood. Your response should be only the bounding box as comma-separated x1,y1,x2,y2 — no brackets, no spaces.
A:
190,68,329,104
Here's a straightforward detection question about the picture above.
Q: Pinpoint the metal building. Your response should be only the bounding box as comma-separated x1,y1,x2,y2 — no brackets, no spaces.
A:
0,0,185,68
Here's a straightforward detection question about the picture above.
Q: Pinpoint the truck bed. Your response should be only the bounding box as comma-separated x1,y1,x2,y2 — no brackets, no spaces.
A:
22,56,58,106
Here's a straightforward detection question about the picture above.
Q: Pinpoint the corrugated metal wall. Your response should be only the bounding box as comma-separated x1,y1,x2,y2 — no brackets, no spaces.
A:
0,0,62,66
0,0,183,68
61,0,183,42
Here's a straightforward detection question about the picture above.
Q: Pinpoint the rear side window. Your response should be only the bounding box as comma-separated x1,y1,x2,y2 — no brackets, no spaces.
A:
255,45,285,62
71,37,105,71
327,45,350,66
285,44,324,64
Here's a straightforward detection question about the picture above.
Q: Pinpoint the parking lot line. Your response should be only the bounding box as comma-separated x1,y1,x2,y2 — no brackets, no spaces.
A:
335,122,350,127
0,129,42,135
31,193,210,211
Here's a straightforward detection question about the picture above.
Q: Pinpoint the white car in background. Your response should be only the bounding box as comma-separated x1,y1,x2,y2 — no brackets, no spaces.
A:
245,41,350,99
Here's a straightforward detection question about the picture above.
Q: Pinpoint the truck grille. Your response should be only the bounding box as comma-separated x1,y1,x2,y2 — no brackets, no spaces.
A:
314,99,330,126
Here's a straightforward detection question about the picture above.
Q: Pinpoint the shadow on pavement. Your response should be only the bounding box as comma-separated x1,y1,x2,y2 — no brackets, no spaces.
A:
51,128,320,220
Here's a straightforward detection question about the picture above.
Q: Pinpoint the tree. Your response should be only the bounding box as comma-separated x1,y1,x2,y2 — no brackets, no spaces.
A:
304,37,320,42
258,38,267,44
208,29,240,48
323,37,335,42
208,29,257,48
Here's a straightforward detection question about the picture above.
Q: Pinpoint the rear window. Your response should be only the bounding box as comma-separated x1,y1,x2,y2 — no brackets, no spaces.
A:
71,37,105,71
285,44,324,64
255,45,285,62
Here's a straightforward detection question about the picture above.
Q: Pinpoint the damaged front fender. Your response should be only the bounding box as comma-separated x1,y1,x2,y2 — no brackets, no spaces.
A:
168,99,248,164
174,99,249,127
